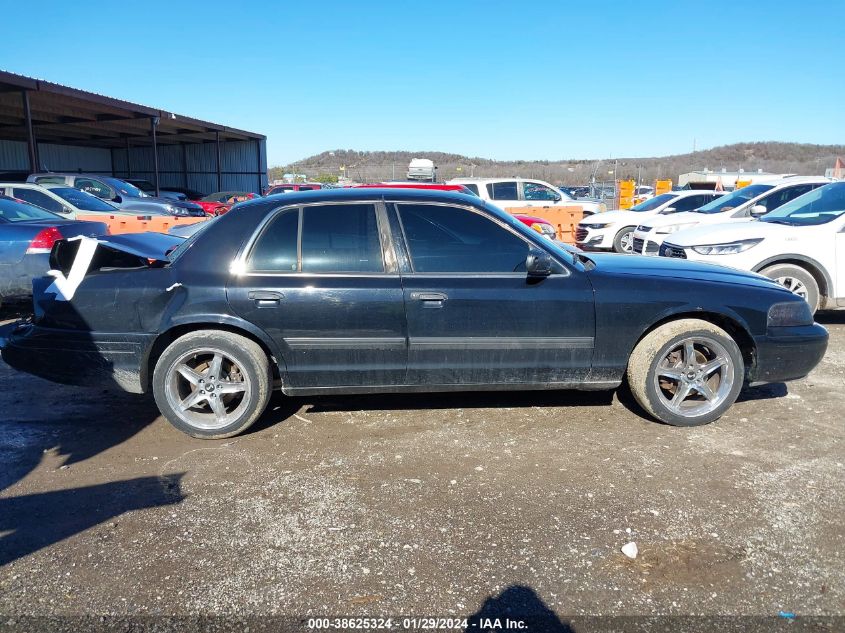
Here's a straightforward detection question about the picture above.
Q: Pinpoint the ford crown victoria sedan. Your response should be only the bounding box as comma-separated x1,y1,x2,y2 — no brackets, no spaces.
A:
0,189,828,438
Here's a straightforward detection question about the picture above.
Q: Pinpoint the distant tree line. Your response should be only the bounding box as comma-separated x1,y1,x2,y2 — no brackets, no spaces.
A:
269,142,845,186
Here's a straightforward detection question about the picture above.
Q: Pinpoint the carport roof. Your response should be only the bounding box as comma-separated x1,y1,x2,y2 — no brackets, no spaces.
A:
0,69,265,149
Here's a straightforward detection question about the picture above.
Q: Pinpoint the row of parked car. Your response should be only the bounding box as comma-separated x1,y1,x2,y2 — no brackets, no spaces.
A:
0,173,267,306
576,176,843,313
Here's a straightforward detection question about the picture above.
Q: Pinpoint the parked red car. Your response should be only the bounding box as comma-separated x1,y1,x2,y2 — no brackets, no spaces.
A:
195,191,259,216
353,182,559,240
264,183,325,196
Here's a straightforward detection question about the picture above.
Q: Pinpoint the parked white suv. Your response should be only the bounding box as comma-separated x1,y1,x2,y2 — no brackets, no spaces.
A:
576,190,724,253
658,181,845,313
448,178,606,216
631,177,831,255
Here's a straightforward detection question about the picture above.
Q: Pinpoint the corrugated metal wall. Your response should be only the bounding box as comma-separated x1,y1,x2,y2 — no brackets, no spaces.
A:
0,140,111,173
112,139,266,193
1,138,267,194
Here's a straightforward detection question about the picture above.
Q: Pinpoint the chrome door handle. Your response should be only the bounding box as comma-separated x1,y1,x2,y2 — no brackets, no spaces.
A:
411,292,448,302
248,290,284,307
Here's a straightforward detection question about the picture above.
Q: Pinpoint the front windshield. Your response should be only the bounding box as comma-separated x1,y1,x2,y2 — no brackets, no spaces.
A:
0,196,62,222
50,187,117,212
760,182,845,226
694,184,774,214
108,178,145,198
629,193,677,212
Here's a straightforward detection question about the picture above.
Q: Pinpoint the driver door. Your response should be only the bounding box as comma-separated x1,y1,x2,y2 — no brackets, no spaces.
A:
391,201,594,386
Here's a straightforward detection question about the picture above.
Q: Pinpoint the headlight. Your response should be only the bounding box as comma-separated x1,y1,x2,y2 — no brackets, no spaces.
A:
658,222,697,234
691,238,763,256
530,222,557,237
767,301,813,327
165,204,186,216
584,223,611,229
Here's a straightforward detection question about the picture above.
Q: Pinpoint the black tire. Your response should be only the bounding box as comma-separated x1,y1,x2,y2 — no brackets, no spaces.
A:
152,329,272,439
626,319,744,427
612,226,635,253
759,264,820,313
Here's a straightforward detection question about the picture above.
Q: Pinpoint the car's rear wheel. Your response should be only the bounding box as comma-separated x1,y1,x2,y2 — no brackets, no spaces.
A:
759,264,820,313
153,330,272,439
613,227,635,253
627,319,744,427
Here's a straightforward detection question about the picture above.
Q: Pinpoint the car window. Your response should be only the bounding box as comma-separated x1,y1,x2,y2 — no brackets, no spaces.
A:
629,193,677,212
397,203,529,273
761,182,845,226
523,182,560,201
75,178,112,199
301,204,383,273
749,184,820,216
0,197,62,222
50,187,117,212
672,195,707,212
11,188,65,214
34,176,67,185
486,181,518,201
462,183,480,196
694,184,774,214
248,208,299,272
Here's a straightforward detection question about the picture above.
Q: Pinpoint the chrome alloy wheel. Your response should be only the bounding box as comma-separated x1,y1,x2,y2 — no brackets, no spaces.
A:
773,275,809,300
652,336,734,417
619,231,634,253
164,348,251,430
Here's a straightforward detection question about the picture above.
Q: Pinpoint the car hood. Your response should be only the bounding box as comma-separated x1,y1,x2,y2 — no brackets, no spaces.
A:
586,252,783,291
666,220,792,246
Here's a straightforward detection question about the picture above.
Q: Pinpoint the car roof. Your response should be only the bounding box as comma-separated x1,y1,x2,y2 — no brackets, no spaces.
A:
764,176,833,188
237,187,483,208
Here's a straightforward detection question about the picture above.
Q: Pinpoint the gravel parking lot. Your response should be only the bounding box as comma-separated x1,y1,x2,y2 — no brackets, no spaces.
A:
0,310,843,625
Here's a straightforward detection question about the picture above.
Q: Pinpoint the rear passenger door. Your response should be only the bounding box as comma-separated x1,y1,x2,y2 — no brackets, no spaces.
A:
227,201,407,390
390,201,595,386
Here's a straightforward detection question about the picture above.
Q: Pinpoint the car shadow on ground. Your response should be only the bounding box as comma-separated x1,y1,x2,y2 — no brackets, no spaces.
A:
1,306,186,567
466,585,573,632
0,474,184,567
816,311,845,326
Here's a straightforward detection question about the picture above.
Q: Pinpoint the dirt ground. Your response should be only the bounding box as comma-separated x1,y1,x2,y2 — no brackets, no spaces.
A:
0,309,843,627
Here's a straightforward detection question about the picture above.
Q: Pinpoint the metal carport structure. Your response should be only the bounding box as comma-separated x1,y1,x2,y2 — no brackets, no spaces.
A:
0,70,266,195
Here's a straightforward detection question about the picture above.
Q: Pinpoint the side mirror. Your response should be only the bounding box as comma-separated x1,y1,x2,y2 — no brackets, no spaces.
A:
659,207,677,214
61,206,73,214
750,204,767,217
112,195,122,204
553,193,562,203
526,248,553,277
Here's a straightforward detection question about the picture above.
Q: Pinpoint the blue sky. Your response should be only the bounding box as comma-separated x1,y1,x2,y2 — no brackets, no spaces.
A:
3,0,843,166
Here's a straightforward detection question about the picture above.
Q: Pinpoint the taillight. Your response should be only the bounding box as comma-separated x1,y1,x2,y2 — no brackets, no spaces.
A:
26,226,63,254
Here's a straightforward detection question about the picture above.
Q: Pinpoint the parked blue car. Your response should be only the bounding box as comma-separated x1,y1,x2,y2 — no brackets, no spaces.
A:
0,196,107,306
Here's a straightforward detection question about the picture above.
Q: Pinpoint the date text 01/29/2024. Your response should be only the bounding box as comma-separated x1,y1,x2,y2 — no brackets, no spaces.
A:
306,617,528,629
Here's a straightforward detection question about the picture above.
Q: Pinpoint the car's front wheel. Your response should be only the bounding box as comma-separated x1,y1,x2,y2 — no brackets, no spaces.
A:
759,263,820,313
153,330,272,439
613,227,635,253
627,319,744,427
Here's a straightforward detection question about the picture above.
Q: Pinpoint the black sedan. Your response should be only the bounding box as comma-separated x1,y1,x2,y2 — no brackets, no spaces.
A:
0,189,828,438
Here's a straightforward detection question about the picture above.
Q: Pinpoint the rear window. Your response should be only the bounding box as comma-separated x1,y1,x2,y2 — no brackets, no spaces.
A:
0,197,62,222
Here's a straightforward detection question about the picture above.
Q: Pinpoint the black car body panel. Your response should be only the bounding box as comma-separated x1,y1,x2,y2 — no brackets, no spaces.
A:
0,189,828,398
